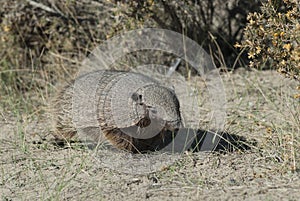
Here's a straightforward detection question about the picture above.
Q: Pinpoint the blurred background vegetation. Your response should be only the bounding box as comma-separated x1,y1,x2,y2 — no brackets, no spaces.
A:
0,0,299,96
0,0,261,95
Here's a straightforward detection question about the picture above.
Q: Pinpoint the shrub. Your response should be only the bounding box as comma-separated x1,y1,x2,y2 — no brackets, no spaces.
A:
112,0,261,68
238,0,300,83
0,0,115,93
0,0,261,95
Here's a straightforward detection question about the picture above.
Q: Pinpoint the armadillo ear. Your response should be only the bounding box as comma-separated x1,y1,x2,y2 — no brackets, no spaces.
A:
131,92,143,104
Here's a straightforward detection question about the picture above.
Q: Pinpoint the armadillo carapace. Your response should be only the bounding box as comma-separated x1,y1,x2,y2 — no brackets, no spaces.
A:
52,70,182,153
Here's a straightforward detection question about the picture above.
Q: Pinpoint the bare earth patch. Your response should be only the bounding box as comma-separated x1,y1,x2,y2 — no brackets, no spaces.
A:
0,69,299,200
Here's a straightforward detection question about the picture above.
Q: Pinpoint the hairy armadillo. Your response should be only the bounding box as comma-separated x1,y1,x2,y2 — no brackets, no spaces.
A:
52,70,182,153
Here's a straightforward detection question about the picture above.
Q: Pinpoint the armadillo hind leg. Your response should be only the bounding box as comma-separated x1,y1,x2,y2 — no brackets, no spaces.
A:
51,83,77,141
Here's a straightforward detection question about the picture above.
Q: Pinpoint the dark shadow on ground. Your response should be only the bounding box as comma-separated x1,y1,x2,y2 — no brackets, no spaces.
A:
48,128,256,154
190,129,257,153
152,128,256,154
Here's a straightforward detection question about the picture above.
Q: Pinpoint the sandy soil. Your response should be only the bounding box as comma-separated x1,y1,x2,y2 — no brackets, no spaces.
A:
0,69,299,200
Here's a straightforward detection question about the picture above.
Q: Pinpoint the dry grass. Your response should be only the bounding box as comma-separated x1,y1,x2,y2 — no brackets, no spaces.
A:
0,0,299,200
1,69,299,200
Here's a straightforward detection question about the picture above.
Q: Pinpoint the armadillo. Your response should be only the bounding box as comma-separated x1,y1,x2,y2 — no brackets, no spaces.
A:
51,70,182,153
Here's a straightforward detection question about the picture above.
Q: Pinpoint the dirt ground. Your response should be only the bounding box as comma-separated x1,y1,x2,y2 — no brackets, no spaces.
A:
1,69,299,200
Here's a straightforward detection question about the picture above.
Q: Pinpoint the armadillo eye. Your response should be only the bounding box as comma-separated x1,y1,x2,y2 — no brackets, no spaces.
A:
131,92,139,101
150,110,157,114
